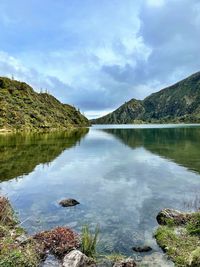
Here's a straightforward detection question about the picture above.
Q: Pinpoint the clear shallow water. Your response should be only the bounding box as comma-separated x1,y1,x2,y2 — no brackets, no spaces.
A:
0,125,200,266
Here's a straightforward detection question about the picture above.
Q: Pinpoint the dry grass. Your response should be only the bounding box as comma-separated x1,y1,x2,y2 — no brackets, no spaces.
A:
0,196,40,267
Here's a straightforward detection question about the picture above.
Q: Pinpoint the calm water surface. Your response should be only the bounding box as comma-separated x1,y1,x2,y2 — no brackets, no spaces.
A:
1,125,200,266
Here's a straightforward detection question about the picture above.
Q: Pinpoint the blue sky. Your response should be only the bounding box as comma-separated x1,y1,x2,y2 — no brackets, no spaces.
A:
0,0,200,118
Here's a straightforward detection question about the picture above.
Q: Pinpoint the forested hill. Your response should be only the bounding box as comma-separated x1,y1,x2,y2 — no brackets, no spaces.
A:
91,72,200,124
0,77,89,131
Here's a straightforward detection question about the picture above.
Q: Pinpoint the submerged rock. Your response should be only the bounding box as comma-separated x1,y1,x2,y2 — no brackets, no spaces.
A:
113,258,137,267
33,227,80,257
132,246,152,253
62,250,96,267
96,259,113,267
59,198,80,207
40,254,62,267
139,252,174,267
156,208,192,225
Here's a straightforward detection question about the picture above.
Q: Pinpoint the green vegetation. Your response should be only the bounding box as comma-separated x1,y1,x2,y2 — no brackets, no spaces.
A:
81,225,99,258
92,71,200,124
186,213,200,235
0,196,40,267
155,212,200,266
105,253,126,262
0,77,89,132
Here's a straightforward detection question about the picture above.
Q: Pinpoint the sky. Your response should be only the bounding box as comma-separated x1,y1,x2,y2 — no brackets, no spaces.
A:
0,0,200,118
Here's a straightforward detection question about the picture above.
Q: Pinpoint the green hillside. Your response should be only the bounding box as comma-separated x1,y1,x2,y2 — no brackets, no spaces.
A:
0,77,89,131
92,72,200,124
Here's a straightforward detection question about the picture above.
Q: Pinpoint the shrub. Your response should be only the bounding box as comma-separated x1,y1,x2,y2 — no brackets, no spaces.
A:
81,225,99,258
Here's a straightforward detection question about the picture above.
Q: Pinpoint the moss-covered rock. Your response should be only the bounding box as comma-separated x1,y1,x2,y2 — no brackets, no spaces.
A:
156,208,193,226
155,209,200,266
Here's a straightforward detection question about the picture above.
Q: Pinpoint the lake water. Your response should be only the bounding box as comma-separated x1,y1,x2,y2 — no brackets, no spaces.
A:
1,124,200,266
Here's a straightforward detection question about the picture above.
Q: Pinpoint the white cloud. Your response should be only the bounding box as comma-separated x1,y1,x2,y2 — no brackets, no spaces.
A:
0,0,200,118
146,0,165,7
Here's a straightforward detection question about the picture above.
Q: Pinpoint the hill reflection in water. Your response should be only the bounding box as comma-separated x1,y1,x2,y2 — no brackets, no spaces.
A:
0,128,89,182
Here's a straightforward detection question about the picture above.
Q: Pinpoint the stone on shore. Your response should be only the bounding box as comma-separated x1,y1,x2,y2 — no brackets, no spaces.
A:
62,250,96,267
156,208,192,225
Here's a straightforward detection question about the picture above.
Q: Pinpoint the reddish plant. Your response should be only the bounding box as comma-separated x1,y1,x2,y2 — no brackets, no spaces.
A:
33,226,80,257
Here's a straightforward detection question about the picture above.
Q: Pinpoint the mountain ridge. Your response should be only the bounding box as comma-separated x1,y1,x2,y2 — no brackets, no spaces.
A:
91,71,200,124
0,77,89,131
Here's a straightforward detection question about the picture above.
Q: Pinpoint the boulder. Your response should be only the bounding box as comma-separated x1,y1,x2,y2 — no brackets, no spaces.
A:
59,199,80,207
113,258,137,267
156,208,192,225
132,246,152,253
62,250,96,267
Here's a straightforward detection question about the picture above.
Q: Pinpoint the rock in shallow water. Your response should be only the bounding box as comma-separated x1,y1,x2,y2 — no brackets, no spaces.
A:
59,199,80,207
40,254,62,267
113,258,137,267
132,246,152,253
139,252,174,267
62,250,96,267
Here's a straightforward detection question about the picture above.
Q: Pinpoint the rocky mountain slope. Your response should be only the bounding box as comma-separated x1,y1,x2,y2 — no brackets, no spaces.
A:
92,72,200,124
0,77,89,131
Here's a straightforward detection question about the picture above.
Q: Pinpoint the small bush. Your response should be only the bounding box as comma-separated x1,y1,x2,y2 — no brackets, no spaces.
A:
33,226,80,256
186,213,200,235
81,225,99,258
0,243,39,267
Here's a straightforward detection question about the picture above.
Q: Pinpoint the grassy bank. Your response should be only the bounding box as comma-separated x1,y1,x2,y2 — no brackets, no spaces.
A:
155,210,200,266
0,196,40,267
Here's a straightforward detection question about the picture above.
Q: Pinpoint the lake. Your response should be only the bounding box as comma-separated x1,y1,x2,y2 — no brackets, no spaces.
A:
1,124,200,266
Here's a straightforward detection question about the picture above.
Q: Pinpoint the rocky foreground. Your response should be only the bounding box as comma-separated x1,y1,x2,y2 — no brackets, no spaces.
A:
1,196,199,266
0,196,137,267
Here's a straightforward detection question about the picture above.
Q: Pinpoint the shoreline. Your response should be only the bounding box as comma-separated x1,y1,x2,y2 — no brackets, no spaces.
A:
1,122,200,134
1,195,199,266
0,125,90,134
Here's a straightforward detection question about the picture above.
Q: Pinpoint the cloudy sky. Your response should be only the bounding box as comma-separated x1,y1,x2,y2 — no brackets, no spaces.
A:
0,0,200,118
